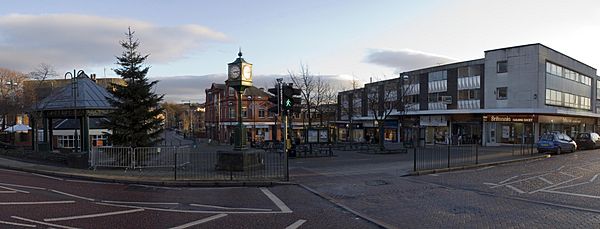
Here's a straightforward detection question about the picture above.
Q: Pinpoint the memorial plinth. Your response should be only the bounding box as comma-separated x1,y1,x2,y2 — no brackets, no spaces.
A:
216,149,264,171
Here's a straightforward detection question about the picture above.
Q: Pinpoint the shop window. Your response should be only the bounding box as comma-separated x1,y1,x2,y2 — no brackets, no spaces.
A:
496,87,507,100
258,109,265,118
497,61,507,73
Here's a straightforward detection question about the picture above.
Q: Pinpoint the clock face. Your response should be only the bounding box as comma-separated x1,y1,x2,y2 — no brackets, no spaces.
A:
229,65,240,79
242,65,252,80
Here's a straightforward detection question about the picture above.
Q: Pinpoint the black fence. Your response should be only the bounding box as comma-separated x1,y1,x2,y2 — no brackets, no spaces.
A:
413,144,479,171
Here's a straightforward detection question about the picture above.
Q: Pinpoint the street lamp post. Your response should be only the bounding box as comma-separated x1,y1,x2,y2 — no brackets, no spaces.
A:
65,69,85,153
248,95,253,147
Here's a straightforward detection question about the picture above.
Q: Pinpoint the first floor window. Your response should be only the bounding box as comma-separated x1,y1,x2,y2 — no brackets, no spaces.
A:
496,87,507,100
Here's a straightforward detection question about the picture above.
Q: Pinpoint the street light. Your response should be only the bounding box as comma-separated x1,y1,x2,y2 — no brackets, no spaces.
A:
65,69,85,152
247,95,254,146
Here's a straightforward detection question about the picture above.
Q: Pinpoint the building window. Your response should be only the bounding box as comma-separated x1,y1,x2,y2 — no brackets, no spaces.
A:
229,107,236,118
546,62,591,86
428,71,447,82
242,108,248,118
497,61,507,73
458,89,480,100
428,92,447,102
258,108,265,118
496,87,507,100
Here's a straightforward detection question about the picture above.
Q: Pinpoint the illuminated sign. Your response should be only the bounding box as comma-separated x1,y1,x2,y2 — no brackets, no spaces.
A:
483,115,536,123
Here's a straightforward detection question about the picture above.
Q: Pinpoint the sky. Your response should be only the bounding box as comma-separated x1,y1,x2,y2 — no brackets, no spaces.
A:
1,0,600,102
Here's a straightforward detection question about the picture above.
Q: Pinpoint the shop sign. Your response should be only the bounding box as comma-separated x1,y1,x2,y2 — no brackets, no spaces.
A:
483,115,536,123
384,120,398,128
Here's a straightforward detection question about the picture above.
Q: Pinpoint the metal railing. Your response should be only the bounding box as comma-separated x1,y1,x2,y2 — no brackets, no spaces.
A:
90,146,286,181
413,144,478,171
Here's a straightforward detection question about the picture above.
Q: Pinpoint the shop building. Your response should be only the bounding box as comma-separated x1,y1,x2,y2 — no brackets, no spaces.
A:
337,43,600,146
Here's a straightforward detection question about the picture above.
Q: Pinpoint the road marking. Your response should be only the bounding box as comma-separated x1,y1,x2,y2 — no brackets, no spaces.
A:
95,202,287,214
50,190,95,201
12,216,79,229
190,204,272,211
0,185,30,194
590,174,600,182
102,200,179,205
491,173,552,188
428,174,439,176
538,177,554,184
559,172,577,178
477,166,494,171
65,179,116,185
0,201,75,205
0,182,46,190
169,214,227,229
260,187,292,213
0,220,36,228
505,185,525,194
548,181,590,191
44,208,144,222
557,165,565,170
529,176,582,194
483,182,498,186
29,173,63,181
285,219,307,229
541,189,600,199
498,175,519,184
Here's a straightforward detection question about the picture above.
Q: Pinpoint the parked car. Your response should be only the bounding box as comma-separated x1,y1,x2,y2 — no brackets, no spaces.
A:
575,132,600,150
537,132,577,154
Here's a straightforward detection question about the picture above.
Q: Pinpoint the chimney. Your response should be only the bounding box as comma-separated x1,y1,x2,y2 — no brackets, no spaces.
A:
91,74,97,81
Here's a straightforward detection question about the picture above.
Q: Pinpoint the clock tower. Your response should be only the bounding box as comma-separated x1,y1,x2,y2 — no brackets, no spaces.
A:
226,49,253,150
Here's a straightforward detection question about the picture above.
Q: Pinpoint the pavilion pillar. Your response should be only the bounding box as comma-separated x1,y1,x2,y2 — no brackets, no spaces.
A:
81,115,90,153
48,118,54,150
30,116,36,151
42,115,49,149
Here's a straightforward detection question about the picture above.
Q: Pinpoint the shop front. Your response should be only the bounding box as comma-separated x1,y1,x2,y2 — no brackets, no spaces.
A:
538,115,595,138
336,123,363,142
383,120,399,142
420,115,448,145
483,114,536,146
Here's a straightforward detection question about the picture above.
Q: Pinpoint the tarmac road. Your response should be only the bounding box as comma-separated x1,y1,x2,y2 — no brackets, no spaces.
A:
0,168,378,229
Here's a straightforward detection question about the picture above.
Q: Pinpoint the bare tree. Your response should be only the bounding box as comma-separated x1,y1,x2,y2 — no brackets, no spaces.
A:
288,63,315,130
338,77,362,142
366,75,418,151
0,68,28,130
24,63,58,151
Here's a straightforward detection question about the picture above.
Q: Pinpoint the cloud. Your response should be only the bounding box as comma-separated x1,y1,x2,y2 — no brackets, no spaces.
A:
364,49,457,72
0,14,228,72
152,74,357,103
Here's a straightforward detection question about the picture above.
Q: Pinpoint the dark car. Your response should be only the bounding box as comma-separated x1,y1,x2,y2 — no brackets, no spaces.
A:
537,132,577,154
575,132,600,150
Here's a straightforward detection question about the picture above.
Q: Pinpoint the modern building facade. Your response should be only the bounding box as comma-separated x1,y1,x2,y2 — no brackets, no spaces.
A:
337,44,600,146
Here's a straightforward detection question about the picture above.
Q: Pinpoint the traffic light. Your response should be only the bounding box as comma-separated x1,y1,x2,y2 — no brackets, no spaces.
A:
282,83,302,115
267,87,280,115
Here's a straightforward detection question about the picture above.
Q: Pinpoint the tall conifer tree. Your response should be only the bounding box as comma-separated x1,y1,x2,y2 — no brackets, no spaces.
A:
106,28,164,147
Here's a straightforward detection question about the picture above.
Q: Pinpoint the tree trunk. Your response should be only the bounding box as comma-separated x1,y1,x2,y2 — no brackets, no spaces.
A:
379,122,385,151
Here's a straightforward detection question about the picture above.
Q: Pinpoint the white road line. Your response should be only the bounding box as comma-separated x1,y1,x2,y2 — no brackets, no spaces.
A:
102,200,179,205
491,173,552,188
498,175,519,184
557,165,565,170
559,172,577,178
576,167,593,172
0,191,18,194
169,214,227,229
428,174,439,176
285,219,307,229
0,220,36,228
505,185,525,194
0,201,75,205
50,190,95,202
590,174,600,182
541,189,600,199
11,216,79,229
529,176,583,194
29,173,63,181
538,177,554,184
44,208,144,222
477,166,494,171
548,181,590,191
95,202,287,214
0,182,46,190
0,185,30,194
260,187,292,213
483,182,498,186
64,179,116,185
189,203,272,211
